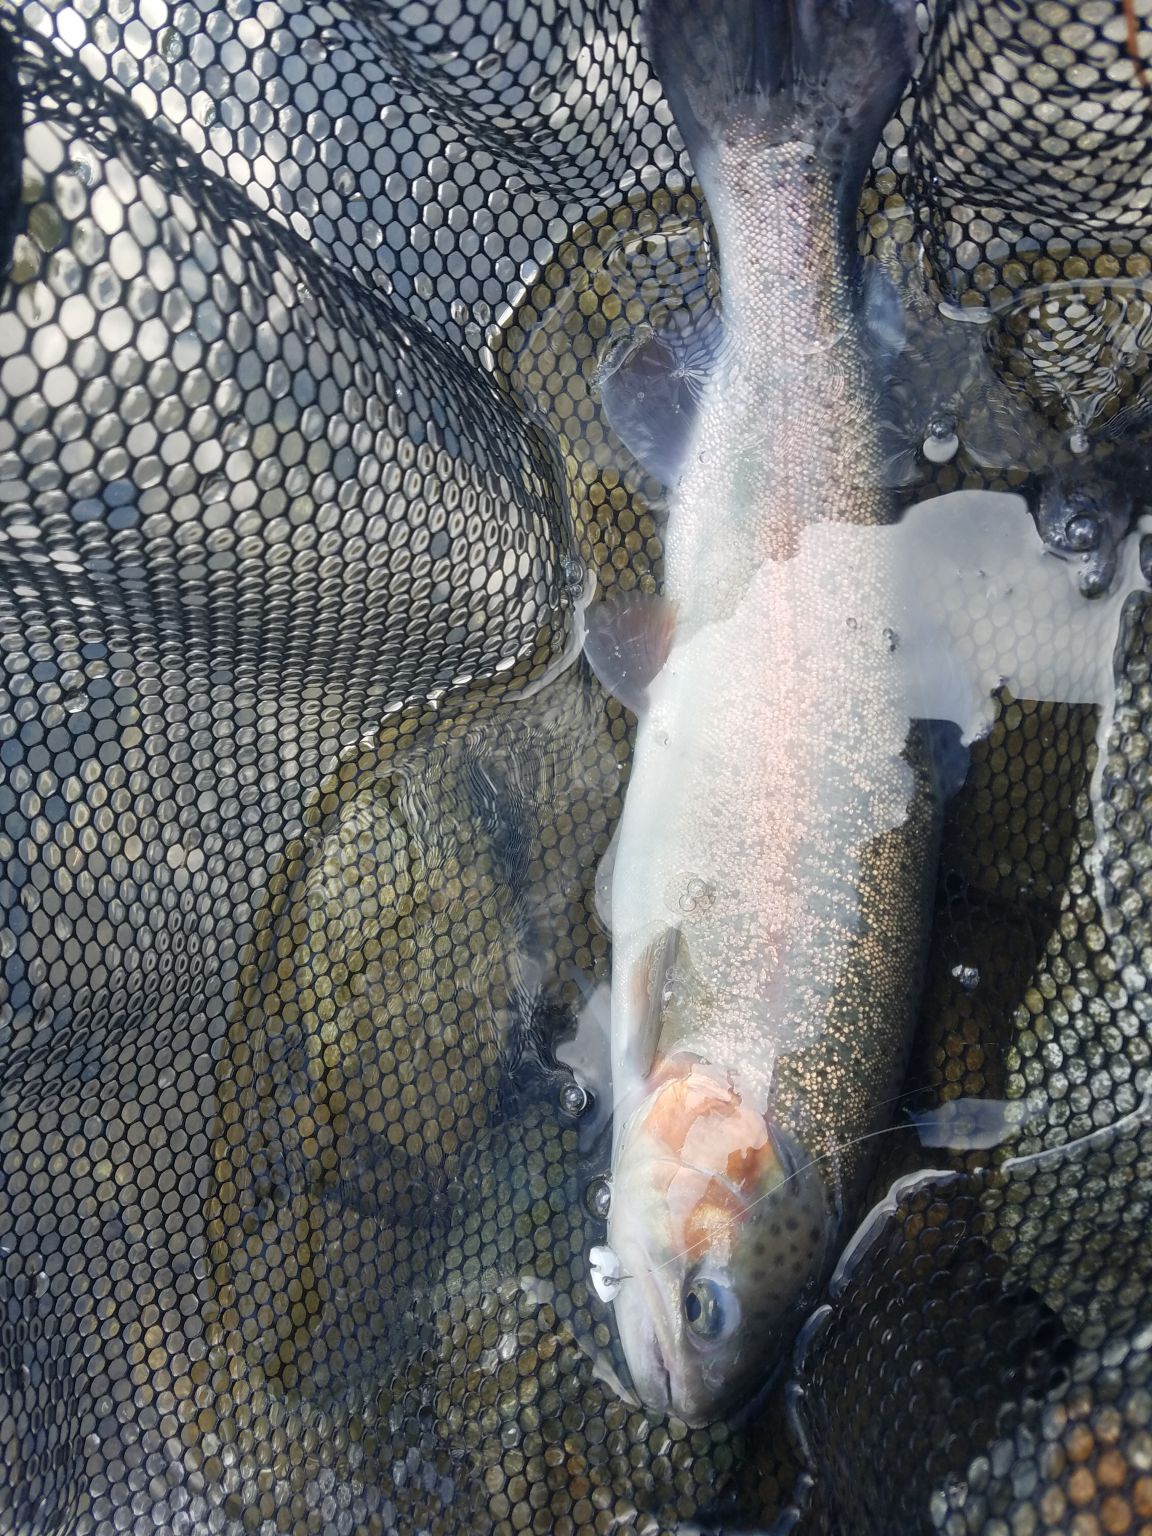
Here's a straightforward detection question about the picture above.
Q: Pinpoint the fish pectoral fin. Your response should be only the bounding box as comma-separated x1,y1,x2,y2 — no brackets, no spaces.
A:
629,927,681,1080
584,593,679,715
593,821,621,931
628,926,712,1077
886,489,1145,743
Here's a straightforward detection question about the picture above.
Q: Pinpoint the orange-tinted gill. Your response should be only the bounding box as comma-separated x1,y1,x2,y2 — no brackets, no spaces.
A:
724,1137,782,1196
641,1072,739,1159
1124,0,1150,88
682,1177,745,1258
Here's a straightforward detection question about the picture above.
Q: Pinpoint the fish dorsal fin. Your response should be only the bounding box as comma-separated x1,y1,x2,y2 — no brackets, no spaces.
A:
584,593,678,715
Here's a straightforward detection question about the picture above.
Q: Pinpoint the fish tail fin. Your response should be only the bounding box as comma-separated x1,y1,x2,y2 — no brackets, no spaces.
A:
643,0,918,194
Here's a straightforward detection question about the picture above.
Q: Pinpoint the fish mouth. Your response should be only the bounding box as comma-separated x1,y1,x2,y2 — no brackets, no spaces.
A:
615,1262,674,1414
644,1331,671,1413
620,1278,717,1425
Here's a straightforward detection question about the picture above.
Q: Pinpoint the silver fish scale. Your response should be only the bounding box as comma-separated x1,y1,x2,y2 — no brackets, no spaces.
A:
634,135,927,1207
3,0,1152,1532
680,140,890,562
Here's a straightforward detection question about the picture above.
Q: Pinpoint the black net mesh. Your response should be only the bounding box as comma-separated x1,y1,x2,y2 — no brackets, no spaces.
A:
5,0,1152,1533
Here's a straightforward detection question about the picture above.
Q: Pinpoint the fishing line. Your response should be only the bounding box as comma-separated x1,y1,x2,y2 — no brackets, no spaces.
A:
614,1078,1001,1281
647,1119,948,1276
646,1086,1152,1277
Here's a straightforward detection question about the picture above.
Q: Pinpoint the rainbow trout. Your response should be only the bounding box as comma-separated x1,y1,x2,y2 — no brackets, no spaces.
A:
588,0,1150,1426
591,0,930,1425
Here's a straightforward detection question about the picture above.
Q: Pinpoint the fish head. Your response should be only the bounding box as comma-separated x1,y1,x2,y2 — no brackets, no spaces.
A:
607,1062,833,1425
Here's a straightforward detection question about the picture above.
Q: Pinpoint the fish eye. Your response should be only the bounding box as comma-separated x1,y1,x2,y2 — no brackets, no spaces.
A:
683,1277,730,1338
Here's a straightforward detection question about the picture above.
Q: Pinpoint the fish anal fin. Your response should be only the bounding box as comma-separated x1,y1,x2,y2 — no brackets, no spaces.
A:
585,593,678,715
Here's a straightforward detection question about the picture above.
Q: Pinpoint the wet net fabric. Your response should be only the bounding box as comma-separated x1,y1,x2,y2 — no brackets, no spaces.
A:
4,1,1152,1534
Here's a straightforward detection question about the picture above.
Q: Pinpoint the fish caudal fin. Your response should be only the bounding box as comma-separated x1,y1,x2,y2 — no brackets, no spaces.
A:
643,0,919,187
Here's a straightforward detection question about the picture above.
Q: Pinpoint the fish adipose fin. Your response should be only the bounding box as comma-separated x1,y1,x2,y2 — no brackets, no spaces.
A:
642,0,919,191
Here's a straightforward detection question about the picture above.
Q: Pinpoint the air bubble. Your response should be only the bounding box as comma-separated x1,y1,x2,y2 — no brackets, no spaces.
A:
559,1079,591,1118
221,419,251,452
1064,513,1100,552
560,556,585,599
678,876,713,916
922,415,959,464
586,1177,611,1220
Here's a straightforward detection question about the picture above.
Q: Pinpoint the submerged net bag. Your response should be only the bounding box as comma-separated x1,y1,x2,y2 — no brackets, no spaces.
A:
3,0,1152,1532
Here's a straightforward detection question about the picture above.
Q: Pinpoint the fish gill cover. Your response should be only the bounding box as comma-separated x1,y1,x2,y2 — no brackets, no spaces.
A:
1,1,1152,1535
